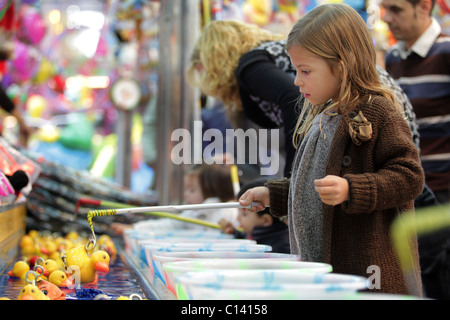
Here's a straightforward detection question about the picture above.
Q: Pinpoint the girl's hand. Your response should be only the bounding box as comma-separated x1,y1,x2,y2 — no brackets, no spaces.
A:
218,218,235,234
314,175,349,206
111,223,132,236
239,186,270,212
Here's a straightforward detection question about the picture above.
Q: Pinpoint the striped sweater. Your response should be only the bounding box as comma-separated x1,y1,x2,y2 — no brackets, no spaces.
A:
385,18,450,195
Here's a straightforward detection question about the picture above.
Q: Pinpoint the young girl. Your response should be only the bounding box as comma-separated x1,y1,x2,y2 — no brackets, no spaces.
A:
239,3,425,296
219,178,290,253
112,164,239,234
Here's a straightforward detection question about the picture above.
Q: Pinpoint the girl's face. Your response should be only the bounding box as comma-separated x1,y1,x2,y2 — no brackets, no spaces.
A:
183,174,204,204
288,45,341,106
237,209,265,234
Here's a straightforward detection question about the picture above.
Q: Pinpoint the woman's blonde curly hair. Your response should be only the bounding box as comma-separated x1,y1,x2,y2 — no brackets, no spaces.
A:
186,20,284,127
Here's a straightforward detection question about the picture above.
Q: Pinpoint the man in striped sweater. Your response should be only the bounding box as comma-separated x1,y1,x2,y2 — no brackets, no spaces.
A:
381,0,450,299
382,0,450,204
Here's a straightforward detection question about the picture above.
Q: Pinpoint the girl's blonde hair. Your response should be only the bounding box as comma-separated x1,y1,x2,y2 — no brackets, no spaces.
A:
287,3,400,147
187,20,284,127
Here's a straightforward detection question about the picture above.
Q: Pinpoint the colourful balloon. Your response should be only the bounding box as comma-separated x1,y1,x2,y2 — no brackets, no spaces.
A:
90,134,117,178
26,95,47,118
37,124,60,143
33,58,55,84
18,7,46,45
48,75,65,93
11,41,39,82
59,113,94,150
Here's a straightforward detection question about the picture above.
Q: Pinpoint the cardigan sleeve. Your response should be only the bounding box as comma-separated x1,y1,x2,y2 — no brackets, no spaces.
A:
265,178,290,218
341,99,424,214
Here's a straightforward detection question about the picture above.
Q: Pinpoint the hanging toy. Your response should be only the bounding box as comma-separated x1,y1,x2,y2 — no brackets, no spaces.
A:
243,0,273,26
437,0,450,14
64,243,110,285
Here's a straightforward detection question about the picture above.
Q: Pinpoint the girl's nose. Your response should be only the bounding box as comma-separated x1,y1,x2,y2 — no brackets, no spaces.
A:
294,75,303,88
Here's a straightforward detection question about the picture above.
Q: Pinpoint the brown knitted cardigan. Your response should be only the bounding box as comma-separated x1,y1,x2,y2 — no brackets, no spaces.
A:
267,96,424,296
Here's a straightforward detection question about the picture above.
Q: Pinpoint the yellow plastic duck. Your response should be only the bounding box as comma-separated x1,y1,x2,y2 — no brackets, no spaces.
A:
55,237,74,252
41,259,60,277
98,234,117,260
116,294,144,300
18,284,50,300
65,231,80,242
8,261,30,279
49,252,65,270
65,245,110,284
40,239,57,257
49,270,73,288
19,235,37,257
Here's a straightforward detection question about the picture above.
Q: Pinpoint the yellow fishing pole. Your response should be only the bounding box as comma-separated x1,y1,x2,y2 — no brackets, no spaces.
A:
86,202,258,244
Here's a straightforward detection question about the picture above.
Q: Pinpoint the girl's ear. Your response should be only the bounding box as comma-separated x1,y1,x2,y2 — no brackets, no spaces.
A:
260,214,273,227
335,60,344,78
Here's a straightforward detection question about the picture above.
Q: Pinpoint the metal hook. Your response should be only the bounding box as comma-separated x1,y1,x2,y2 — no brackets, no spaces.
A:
33,264,44,277
35,257,45,267
61,250,67,268
85,238,96,252
33,257,45,276
129,293,143,300
24,270,38,286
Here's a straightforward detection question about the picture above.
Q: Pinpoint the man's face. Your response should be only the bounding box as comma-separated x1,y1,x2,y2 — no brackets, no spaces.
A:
380,0,424,46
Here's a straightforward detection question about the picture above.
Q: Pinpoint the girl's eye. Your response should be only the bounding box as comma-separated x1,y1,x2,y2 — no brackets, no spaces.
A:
302,70,310,75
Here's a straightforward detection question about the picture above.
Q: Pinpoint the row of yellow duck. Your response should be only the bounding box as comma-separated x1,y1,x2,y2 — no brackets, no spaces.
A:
4,230,115,300
19,230,117,261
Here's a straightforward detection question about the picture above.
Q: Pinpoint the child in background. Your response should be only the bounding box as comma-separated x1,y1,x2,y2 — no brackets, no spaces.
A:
111,164,239,234
219,179,290,253
239,4,424,296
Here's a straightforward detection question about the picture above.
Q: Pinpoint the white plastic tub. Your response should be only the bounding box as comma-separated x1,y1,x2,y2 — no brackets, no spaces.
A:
123,229,233,257
153,251,300,295
163,259,332,298
144,242,272,284
137,238,255,263
175,270,367,300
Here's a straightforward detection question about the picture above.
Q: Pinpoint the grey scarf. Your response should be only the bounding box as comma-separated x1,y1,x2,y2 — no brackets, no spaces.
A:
288,112,342,261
